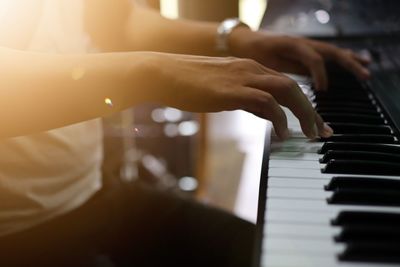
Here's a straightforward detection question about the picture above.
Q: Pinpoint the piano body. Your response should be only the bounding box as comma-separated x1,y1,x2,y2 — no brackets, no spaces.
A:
255,1,400,266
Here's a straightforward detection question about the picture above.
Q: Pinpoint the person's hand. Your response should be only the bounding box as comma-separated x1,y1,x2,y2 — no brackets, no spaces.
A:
144,53,333,140
229,28,371,90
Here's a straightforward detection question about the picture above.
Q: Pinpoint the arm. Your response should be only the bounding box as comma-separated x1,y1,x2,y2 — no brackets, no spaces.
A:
84,0,220,56
122,3,370,90
4,1,345,140
0,47,155,138
0,46,333,140
125,5,220,56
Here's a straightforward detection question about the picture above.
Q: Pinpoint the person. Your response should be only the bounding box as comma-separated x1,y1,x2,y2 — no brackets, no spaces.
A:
0,0,370,266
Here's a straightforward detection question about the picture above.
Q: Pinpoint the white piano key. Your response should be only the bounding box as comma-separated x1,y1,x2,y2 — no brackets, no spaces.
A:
261,252,395,267
269,159,321,169
269,152,320,161
266,209,400,225
267,187,332,199
263,237,345,253
272,138,320,146
261,253,337,267
266,198,400,214
267,167,400,180
288,129,308,138
271,140,323,153
260,78,400,267
267,177,327,189
282,107,301,128
268,167,330,179
266,210,332,224
265,223,340,238
268,170,400,182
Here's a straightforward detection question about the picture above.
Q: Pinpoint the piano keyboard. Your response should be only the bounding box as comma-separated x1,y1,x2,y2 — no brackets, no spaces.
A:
258,76,400,267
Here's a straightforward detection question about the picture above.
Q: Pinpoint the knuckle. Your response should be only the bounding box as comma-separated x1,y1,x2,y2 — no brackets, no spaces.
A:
258,92,274,106
235,58,263,74
226,56,238,61
344,49,353,55
280,77,299,91
339,49,354,59
283,35,298,44
229,58,257,72
240,58,258,66
310,55,324,66
252,92,276,115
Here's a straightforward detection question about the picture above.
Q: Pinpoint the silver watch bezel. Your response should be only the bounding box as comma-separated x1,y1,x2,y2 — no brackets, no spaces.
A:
216,18,249,54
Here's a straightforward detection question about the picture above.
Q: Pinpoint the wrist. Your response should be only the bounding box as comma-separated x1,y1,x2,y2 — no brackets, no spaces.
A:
228,25,253,57
216,18,251,56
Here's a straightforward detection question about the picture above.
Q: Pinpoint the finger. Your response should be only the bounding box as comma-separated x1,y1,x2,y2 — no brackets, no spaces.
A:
315,112,334,138
260,60,310,76
292,44,328,91
307,41,371,80
248,75,320,139
337,50,371,80
239,87,289,140
352,52,371,65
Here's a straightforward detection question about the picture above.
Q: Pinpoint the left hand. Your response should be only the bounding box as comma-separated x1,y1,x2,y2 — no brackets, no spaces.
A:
229,27,371,91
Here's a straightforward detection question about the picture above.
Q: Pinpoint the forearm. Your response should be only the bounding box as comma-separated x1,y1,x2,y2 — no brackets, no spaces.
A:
0,47,154,138
125,5,221,56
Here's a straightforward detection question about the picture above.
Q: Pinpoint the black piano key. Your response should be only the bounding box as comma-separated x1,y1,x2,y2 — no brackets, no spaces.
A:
327,188,400,206
313,91,370,101
318,142,400,154
315,107,380,116
339,242,400,263
313,96,372,104
335,226,400,243
319,134,398,144
325,177,400,191
326,123,392,135
332,211,400,227
316,102,376,110
320,150,400,164
322,159,400,176
324,62,362,89
320,113,385,124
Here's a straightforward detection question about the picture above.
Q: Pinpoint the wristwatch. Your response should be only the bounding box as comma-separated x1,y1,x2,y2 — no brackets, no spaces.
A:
216,18,250,55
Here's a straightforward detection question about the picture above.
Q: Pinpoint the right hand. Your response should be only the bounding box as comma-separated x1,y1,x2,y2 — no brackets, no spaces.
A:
144,53,333,140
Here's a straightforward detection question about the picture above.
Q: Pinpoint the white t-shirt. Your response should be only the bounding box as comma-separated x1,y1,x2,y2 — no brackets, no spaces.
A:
0,0,103,236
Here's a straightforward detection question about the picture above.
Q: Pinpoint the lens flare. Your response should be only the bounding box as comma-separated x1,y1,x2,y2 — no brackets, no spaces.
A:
71,67,86,80
104,98,113,107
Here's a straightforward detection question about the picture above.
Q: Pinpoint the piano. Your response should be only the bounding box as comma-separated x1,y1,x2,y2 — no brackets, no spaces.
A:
254,1,400,266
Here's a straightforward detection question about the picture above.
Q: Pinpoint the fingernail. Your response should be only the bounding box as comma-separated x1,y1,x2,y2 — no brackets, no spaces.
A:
321,123,334,138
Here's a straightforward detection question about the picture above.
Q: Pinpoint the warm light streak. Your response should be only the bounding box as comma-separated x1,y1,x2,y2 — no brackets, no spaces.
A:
239,0,268,30
160,0,267,29
160,0,178,19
